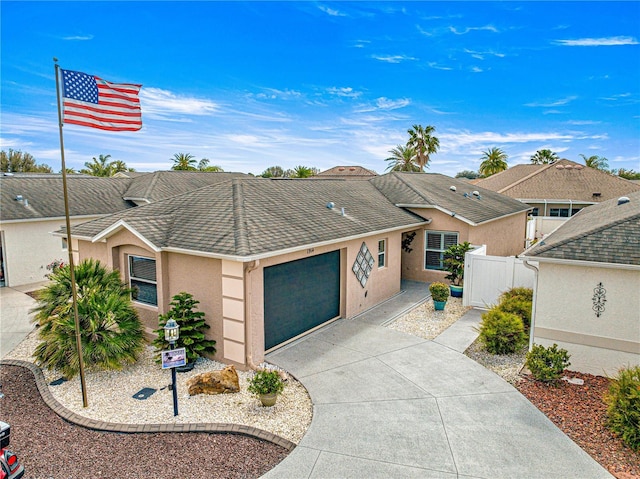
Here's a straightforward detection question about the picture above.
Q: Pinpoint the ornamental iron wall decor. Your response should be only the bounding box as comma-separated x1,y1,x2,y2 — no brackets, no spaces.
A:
352,242,374,288
592,282,606,318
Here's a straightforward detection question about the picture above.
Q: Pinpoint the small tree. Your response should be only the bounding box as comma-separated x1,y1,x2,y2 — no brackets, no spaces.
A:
32,259,144,378
525,344,571,382
153,292,216,365
443,242,472,286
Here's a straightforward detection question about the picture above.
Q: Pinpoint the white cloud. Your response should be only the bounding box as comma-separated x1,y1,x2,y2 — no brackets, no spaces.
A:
318,5,346,17
140,88,220,118
375,97,410,110
254,88,303,100
449,25,499,35
327,87,362,98
428,62,453,71
62,34,94,41
525,96,577,108
371,54,417,63
471,66,483,73
566,120,601,125
463,48,505,60
554,36,638,47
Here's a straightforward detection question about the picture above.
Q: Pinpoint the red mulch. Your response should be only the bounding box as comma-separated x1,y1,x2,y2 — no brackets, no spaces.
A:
515,371,640,479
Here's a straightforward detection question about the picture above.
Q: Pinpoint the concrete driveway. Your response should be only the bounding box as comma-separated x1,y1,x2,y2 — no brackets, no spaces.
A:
0,284,40,359
263,282,612,479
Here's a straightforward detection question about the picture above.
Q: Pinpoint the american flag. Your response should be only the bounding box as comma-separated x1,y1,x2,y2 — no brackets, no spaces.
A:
61,69,142,131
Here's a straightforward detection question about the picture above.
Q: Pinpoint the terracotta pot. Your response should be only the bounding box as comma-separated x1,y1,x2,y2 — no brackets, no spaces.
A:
259,393,278,407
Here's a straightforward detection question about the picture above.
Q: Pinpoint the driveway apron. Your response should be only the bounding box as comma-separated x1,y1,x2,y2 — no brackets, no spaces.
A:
264,281,612,479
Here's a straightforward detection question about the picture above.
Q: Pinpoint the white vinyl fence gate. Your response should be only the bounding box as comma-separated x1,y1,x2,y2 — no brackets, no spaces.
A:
463,245,537,308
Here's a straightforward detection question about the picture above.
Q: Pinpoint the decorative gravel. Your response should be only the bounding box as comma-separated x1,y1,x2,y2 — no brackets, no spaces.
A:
4,330,312,444
387,296,471,340
464,337,528,385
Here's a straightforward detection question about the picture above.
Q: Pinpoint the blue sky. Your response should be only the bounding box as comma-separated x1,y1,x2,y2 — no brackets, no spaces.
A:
1,1,639,176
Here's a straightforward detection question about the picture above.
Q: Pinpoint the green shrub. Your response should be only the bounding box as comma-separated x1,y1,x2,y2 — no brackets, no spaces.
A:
478,307,527,354
32,259,144,379
605,366,640,451
525,343,571,382
153,292,216,365
429,282,450,302
499,287,533,303
498,296,532,331
247,369,285,396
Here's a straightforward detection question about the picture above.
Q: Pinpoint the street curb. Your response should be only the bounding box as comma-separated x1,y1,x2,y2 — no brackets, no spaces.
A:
0,359,296,452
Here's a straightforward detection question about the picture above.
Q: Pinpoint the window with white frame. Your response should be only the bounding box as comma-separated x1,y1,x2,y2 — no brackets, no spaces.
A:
129,255,157,306
378,239,386,268
425,231,458,270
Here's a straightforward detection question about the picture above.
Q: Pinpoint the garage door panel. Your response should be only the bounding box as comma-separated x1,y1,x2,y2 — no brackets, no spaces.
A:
264,250,340,350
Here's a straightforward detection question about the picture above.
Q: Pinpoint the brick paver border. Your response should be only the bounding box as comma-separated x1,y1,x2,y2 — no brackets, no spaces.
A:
1,359,296,452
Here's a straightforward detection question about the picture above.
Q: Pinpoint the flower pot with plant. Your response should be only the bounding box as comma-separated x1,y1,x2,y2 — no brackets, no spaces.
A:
248,368,285,407
429,282,450,311
443,241,472,297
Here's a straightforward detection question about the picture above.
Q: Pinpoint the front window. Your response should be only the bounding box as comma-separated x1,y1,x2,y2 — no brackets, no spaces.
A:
550,208,570,217
378,239,386,268
425,231,458,270
129,255,157,306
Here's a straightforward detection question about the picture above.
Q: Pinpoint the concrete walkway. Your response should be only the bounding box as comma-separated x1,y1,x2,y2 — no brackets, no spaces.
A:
0,283,41,359
264,281,612,479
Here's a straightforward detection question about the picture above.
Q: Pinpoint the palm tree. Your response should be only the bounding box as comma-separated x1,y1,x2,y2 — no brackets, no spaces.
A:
1,149,53,173
385,145,420,172
197,159,224,172
171,153,197,171
32,259,144,379
407,124,440,171
579,154,608,171
288,165,315,178
530,149,559,165
479,147,508,177
111,160,135,174
80,154,113,176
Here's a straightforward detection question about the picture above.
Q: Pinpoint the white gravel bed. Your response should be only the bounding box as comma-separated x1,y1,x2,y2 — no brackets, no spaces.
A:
387,296,471,340
464,338,527,385
4,330,312,444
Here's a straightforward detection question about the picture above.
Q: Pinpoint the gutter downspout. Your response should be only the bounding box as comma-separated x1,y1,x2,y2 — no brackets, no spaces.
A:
522,259,539,350
244,259,260,370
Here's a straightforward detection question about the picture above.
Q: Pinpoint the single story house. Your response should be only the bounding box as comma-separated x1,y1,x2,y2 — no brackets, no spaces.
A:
65,173,530,368
0,171,246,287
521,191,640,376
476,159,640,245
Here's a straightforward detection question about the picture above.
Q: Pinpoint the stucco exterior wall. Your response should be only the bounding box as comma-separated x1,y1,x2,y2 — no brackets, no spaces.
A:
469,212,527,256
534,262,640,376
1,216,101,287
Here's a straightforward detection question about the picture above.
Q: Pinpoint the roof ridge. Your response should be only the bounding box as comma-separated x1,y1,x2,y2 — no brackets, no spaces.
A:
395,172,436,204
142,171,162,199
497,163,554,194
232,179,250,255
533,210,640,255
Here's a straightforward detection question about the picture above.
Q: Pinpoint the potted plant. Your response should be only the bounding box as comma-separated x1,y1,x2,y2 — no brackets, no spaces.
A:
443,241,472,297
247,368,285,407
153,292,216,372
429,282,449,311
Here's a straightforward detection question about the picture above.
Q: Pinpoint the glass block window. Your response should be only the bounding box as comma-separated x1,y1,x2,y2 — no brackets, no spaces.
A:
425,231,458,270
129,255,157,306
352,242,375,287
378,239,386,268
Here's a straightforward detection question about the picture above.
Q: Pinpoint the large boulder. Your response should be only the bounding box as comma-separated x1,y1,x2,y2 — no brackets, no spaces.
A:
186,365,240,396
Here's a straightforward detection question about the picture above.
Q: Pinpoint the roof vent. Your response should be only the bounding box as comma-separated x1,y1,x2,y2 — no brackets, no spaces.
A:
326,202,335,209
592,192,601,197
618,196,630,206
564,165,573,169
472,190,480,197
575,165,584,170
338,167,345,171
349,167,356,171
555,165,564,169
450,186,456,191
15,195,23,201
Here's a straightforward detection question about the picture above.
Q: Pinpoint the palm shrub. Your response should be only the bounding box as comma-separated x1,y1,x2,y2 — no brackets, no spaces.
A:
497,296,532,331
605,366,640,451
153,292,216,365
477,307,527,354
32,259,144,379
525,344,571,382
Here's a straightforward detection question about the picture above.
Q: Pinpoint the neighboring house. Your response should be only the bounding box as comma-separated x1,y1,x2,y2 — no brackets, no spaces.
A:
0,171,248,286
370,172,531,284
521,191,640,376
315,165,378,180
65,177,428,368
476,159,640,244
0,174,135,287
64,172,530,368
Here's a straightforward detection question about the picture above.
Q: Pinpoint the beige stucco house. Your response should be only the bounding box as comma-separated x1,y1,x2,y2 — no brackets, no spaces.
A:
521,191,640,376
65,173,530,368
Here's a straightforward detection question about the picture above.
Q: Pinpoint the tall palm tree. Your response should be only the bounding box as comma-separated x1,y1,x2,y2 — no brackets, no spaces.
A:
407,124,440,171
530,149,559,165
289,165,315,178
579,154,608,171
197,158,224,172
80,154,113,176
171,153,197,171
111,160,135,174
385,145,420,172
478,147,508,177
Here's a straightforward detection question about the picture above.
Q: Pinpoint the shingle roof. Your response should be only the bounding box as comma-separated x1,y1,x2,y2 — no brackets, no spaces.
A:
476,159,640,202
316,166,378,179
369,172,530,225
70,178,426,258
0,175,134,221
523,191,640,265
122,171,248,202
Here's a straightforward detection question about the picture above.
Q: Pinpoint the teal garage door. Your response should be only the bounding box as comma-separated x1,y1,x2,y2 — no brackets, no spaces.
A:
264,250,340,350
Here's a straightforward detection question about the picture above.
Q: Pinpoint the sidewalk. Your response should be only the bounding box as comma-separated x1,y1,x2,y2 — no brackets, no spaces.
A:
263,281,612,479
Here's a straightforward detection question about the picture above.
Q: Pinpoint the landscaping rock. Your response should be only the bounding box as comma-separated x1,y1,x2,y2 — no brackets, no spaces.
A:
186,365,240,395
